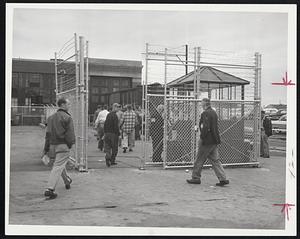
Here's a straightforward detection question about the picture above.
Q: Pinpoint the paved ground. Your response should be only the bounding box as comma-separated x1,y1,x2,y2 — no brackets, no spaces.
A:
9,126,286,229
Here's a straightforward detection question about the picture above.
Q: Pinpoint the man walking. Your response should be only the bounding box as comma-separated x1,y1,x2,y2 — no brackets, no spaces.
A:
103,103,120,167
44,97,75,199
150,104,164,162
260,110,272,158
187,98,229,186
93,105,102,125
115,104,124,147
120,104,137,153
95,105,109,151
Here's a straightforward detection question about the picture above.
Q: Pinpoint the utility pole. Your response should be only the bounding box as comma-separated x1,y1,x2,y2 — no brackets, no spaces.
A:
185,44,188,75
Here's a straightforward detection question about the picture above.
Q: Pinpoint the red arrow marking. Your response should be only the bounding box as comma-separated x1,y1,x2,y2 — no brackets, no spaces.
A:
272,72,295,86
273,203,295,220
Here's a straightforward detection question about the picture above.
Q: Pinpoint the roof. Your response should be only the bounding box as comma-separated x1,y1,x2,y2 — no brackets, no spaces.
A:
12,58,143,75
88,58,142,68
168,66,250,89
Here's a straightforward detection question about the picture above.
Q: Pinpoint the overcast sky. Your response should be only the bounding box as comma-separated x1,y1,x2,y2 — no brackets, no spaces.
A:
12,8,288,106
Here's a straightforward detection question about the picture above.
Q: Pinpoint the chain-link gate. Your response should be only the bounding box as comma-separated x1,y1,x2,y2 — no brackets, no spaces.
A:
163,99,260,168
55,33,89,172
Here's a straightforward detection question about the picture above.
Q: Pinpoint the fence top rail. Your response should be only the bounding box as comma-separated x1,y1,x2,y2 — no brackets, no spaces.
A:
147,94,194,98
11,106,49,108
165,98,260,103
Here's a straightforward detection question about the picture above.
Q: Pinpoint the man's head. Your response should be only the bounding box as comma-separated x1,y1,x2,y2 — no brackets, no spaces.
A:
57,97,71,111
201,98,211,109
97,105,102,110
112,103,120,112
126,104,132,111
261,110,265,118
156,104,164,114
103,105,108,110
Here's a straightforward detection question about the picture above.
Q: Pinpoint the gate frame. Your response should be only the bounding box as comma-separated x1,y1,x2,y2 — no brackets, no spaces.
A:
54,33,89,172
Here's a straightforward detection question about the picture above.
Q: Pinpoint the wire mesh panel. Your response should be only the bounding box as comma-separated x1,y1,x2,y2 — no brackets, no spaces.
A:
210,100,260,166
162,98,260,168
142,94,165,166
164,99,196,167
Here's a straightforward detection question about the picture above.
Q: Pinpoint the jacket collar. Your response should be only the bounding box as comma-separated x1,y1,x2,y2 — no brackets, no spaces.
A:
57,108,71,116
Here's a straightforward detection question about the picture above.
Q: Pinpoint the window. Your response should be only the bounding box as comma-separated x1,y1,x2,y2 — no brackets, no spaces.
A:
25,97,31,106
113,88,119,92
11,98,18,106
120,80,129,87
92,95,99,103
12,73,19,88
101,88,108,94
113,79,119,87
91,87,99,94
29,73,40,87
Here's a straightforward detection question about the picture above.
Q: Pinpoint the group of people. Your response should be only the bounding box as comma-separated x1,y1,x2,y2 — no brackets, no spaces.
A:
93,103,142,166
42,96,273,200
94,103,142,153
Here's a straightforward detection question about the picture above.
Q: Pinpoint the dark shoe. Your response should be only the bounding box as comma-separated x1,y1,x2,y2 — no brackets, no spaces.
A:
105,158,111,167
44,189,57,199
129,149,133,152
111,162,118,165
186,178,201,184
65,177,72,190
216,180,229,186
123,148,127,153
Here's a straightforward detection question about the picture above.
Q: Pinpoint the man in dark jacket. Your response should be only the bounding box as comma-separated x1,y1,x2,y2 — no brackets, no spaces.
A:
44,97,75,199
150,104,164,162
104,103,120,167
261,110,272,158
187,98,229,186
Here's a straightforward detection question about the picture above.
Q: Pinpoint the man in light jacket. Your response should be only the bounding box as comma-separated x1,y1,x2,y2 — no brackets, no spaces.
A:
120,104,138,153
95,105,109,151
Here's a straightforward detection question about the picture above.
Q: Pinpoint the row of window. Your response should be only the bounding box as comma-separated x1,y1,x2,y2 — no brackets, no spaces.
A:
12,72,55,89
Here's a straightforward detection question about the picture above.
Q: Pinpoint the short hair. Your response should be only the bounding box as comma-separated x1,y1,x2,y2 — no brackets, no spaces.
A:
127,104,132,110
103,105,108,110
261,110,265,114
202,98,211,106
97,105,101,109
112,103,120,109
156,104,164,113
57,97,67,107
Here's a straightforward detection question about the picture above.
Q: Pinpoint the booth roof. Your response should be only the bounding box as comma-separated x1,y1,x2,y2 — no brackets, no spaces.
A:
168,66,250,88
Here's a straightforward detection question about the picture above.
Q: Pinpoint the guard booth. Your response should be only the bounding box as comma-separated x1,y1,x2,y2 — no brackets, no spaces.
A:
141,44,261,169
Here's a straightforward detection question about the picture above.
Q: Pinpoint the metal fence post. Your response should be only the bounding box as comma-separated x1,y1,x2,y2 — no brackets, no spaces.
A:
163,47,168,168
54,52,58,100
79,36,85,171
74,33,79,168
85,40,89,170
141,43,149,170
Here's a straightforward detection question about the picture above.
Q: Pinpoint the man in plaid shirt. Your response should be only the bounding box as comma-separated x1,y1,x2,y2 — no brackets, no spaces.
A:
120,104,138,153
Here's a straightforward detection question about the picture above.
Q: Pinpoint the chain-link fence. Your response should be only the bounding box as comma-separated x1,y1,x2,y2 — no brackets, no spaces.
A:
11,106,57,126
141,43,261,169
141,97,260,169
164,99,260,168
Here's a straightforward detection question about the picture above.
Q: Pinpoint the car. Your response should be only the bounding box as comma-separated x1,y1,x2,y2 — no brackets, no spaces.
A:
272,114,287,134
269,109,287,120
263,107,278,115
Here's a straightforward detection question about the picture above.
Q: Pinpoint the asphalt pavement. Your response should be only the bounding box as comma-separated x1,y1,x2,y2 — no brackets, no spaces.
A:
8,126,287,230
